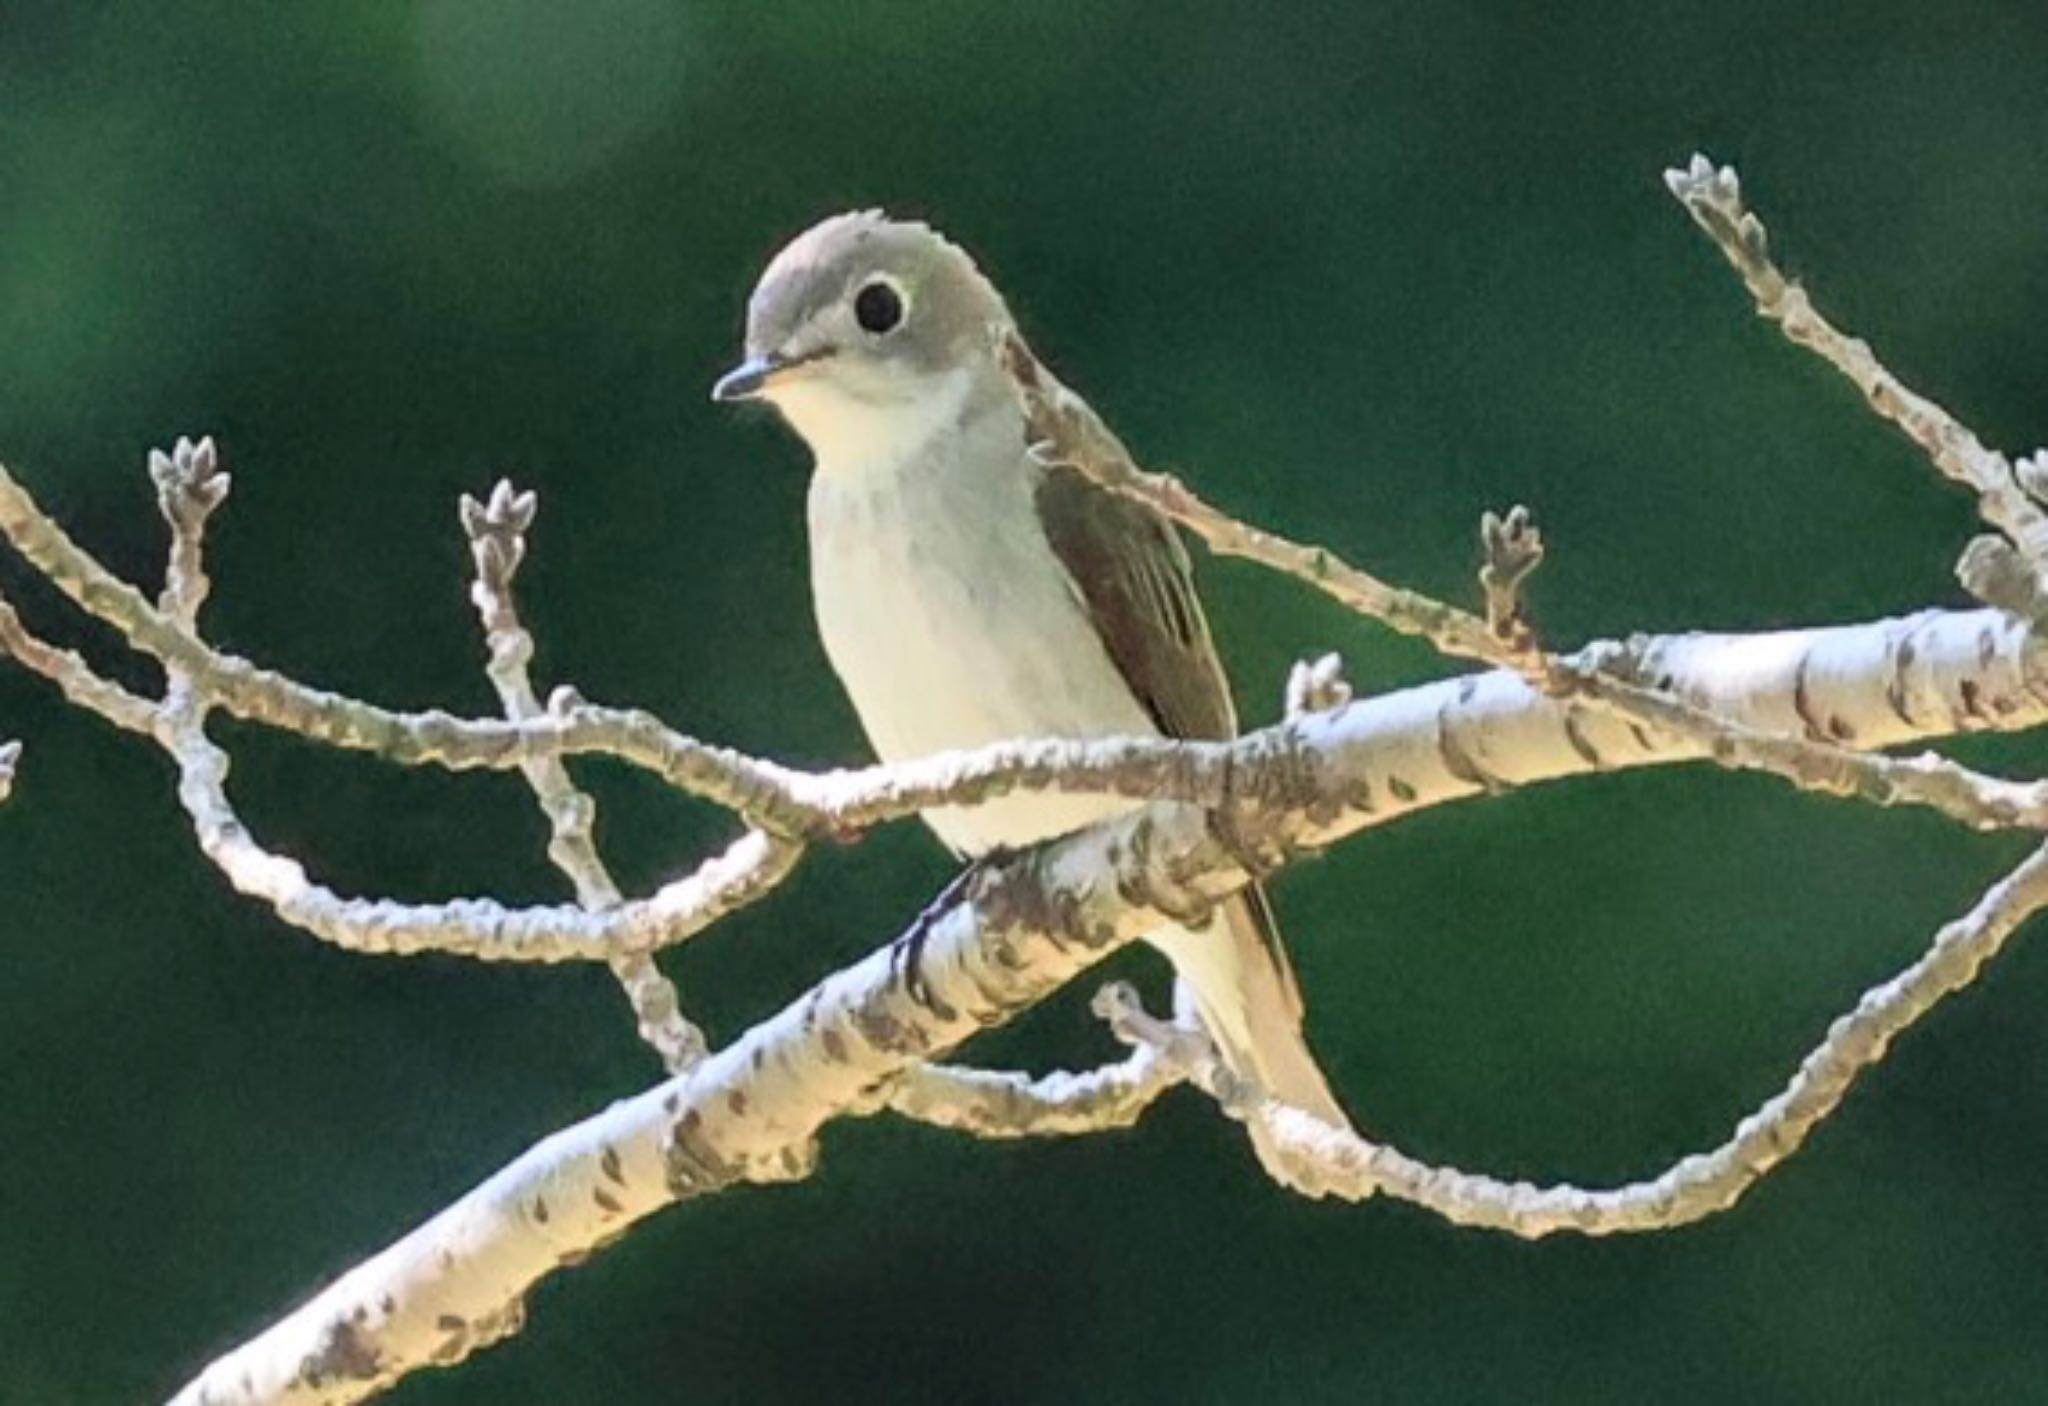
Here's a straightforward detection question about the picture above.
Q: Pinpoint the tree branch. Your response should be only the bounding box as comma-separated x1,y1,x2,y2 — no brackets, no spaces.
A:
461,478,706,1071
164,795,1259,1405
1664,155,2048,569
1132,841,2048,1228
5,549,2040,967
872,983,1199,1137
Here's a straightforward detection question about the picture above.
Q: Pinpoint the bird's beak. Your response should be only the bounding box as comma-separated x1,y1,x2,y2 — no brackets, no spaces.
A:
712,346,835,403
710,353,782,403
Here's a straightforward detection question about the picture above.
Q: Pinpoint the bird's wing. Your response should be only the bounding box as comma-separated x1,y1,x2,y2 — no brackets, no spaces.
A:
1033,464,1304,1025
1033,464,1238,742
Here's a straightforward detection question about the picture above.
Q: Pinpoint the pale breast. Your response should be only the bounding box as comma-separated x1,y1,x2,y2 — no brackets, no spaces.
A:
808,404,1157,856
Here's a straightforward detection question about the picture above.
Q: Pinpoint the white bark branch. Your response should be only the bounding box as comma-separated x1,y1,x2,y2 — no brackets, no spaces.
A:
165,797,1248,1405
163,604,2048,1401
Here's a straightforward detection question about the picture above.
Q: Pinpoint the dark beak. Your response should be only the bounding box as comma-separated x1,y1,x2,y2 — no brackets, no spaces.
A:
710,353,783,403
711,346,835,403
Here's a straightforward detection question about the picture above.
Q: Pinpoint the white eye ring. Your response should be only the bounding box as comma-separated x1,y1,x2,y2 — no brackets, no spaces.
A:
851,274,910,336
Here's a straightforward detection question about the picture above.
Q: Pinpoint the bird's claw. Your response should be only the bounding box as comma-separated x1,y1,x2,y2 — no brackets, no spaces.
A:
889,922,937,1008
890,847,1012,1013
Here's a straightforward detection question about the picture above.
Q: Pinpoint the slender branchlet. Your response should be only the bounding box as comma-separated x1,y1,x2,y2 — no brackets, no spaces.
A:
1665,153,2048,616
461,478,708,1072
1284,652,1354,720
1478,504,1547,670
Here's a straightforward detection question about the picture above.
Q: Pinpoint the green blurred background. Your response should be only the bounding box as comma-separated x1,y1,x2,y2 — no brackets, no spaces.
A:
3,2,2047,1401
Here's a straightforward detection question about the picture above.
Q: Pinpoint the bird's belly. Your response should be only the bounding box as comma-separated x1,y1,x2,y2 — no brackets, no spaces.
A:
811,475,1156,856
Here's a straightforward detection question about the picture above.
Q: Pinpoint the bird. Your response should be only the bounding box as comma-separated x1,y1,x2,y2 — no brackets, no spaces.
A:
712,211,1350,1178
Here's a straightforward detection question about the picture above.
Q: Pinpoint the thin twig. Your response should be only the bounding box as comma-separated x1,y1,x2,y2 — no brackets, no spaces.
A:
876,983,1197,1137
0,597,160,734
878,1043,1183,1137
463,479,707,1071
1664,154,2048,568
0,457,823,828
1478,504,1546,666
1226,841,2048,1231
0,566,803,962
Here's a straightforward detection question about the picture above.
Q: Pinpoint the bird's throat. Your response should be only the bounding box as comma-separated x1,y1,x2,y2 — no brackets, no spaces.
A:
772,367,982,478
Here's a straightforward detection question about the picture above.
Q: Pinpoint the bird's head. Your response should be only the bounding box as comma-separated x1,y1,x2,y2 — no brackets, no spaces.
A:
713,211,1015,464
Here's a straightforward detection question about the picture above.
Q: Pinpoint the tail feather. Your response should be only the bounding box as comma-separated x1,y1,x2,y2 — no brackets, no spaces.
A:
1148,886,1351,1183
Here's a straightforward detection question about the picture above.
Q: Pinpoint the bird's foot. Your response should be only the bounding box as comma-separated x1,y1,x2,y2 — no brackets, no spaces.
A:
890,848,1013,1010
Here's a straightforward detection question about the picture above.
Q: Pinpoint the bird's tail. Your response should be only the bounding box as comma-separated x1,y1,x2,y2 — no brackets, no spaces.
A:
1149,886,1351,1188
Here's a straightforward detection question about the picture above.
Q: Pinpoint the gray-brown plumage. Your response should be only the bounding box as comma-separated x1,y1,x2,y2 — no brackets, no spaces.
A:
715,211,1348,1179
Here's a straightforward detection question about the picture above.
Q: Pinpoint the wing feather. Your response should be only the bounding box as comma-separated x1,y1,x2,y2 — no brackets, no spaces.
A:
1033,467,1235,741
1033,464,1303,1020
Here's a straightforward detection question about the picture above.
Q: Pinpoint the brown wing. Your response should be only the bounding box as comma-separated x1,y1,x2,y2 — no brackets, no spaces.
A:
1034,466,1236,741
1034,465,1304,1020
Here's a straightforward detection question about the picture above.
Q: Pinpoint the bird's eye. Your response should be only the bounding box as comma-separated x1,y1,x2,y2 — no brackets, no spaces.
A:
853,278,905,335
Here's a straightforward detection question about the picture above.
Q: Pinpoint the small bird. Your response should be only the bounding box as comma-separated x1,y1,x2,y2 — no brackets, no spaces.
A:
714,212,1349,1175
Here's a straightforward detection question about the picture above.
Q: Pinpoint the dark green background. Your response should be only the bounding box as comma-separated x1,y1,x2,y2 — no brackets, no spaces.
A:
4,2,2047,1401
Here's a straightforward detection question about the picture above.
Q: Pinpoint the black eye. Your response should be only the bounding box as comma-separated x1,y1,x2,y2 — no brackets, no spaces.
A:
853,279,904,335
